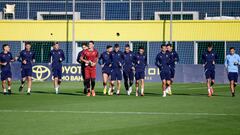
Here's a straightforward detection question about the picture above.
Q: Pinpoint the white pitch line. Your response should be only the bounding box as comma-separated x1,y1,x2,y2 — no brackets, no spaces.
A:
186,86,227,90
0,110,239,116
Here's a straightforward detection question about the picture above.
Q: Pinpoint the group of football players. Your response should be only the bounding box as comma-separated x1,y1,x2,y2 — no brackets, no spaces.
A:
77,41,179,97
0,41,239,97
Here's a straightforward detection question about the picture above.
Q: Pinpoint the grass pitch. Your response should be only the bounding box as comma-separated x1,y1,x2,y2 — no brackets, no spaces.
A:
0,82,239,135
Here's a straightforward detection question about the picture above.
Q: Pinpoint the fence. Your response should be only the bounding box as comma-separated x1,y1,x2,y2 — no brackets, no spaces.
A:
0,0,240,64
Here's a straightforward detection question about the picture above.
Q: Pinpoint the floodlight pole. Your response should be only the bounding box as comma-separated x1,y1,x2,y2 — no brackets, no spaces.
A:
170,0,173,44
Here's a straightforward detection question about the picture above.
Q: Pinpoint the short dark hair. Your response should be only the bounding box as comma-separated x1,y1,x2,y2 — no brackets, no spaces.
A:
114,44,120,48
166,43,172,47
139,46,144,50
2,44,9,50
53,42,59,46
208,43,213,48
81,42,88,47
89,41,94,44
106,45,112,49
161,44,166,48
125,44,130,48
25,41,31,46
230,47,235,50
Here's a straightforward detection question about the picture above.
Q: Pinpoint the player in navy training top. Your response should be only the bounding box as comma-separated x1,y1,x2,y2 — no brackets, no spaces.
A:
76,42,88,94
123,44,135,96
0,44,15,95
18,42,35,95
98,45,113,95
134,46,147,96
109,44,124,96
49,42,65,94
155,44,172,97
202,44,218,97
166,43,179,95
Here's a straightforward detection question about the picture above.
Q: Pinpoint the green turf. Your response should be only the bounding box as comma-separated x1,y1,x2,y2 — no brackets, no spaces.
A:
0,81,239,135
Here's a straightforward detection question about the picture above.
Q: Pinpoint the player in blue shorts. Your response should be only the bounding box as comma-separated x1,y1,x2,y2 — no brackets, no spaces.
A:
18,42,35,95
202,44,218,97
123,44,135,96
109,44,124,96
166,43,179,95
0,44,15,95
49,42,65,94
134,46,147,96
155,44,172,97
98,45,113,95
224,47,240,97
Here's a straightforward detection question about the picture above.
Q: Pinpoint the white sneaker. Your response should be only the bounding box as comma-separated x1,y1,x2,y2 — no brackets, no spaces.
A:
162,91,166,97
116,90,120,95
55,88,59,94
136,91,139,96
165,87,169,94
129,87,132,95
108,89,111,96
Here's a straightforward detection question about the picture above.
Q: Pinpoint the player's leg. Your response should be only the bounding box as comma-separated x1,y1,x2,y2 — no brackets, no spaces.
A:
109,70,116,95
162,80,167,97
2,80,7,95
7,71,12,94
166,79,171,96
19,69,26,92
85,68,91,96
116,70,122,95
141,79,145,96
123,70,129,93
25,69,33,95
135,72,139,96
168,68,175,95
210,70,215,95
6,78,12,95
91,78,96,96
140,71,145,96
90,69,97,96
230,80,235,97
27,76,32,95
128,71,134,95
228,72,236,97
205,70,212,97
53,77,59,94
135,80,139,96
57,68,62,87
102,73,108,95
160,71,167,97
81,69,87,94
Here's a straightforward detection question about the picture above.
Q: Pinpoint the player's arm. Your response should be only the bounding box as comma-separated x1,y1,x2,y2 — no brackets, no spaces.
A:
144,55,148,67
60,50,65,62
155,54,161,68
0,57,7,66
10,53,16,62
98,53,103,66
175,52,179,63
48,51,52,65
32,52,36,63
91,51,99,67
202,53,206,67
167,52,174,66
76,52,81,64
224,56,228,69
17,51,22,62
80,52,89,64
